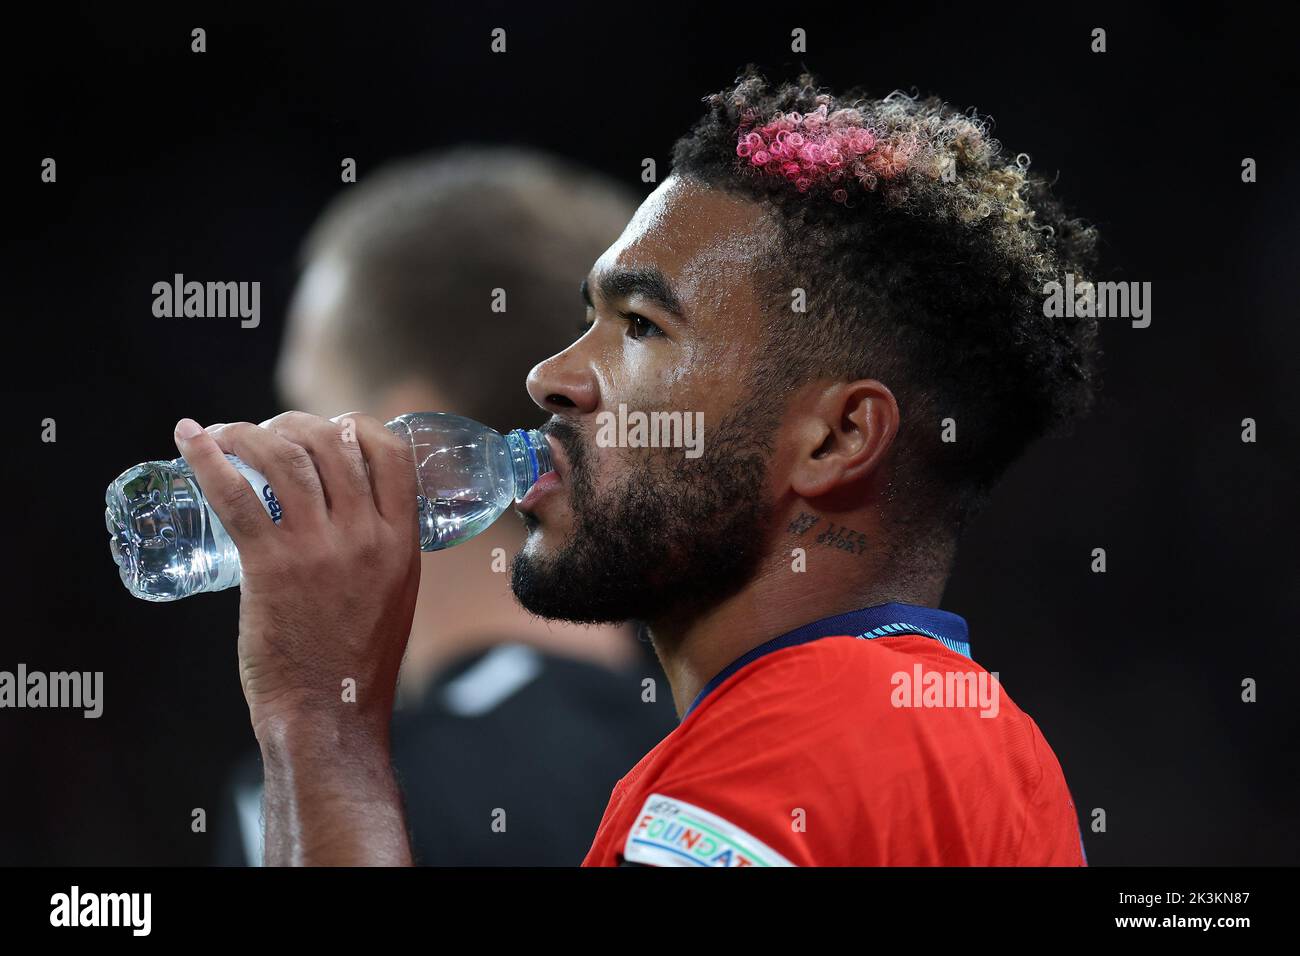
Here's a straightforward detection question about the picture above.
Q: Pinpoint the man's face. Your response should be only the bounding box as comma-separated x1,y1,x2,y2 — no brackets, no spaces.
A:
511,175,786,625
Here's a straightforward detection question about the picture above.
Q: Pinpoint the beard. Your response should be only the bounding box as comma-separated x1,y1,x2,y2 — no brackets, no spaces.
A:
510,402,778,625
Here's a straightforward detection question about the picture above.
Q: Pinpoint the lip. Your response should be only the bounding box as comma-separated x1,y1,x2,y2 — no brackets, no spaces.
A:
516,469,562,513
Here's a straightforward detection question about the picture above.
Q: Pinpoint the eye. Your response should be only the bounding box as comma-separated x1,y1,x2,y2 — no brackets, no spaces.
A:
623,312,664,340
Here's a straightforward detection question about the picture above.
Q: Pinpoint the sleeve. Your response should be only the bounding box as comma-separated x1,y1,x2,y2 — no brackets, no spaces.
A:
617,791,807,867
610,678,855,867
1018,719,1088,866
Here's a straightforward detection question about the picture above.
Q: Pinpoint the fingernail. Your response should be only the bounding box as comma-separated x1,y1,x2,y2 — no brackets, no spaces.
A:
174,418,203,441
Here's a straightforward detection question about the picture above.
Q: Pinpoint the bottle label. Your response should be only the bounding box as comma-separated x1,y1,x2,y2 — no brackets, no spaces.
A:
230,457,284,524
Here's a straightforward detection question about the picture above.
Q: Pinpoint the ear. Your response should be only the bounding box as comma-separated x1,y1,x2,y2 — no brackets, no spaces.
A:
789,379,899,499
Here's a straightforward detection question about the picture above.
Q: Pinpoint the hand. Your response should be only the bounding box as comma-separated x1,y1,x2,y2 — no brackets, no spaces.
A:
173,411,421,740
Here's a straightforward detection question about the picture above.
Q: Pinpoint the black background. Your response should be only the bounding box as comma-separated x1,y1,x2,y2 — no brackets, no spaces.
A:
5,1,1298,865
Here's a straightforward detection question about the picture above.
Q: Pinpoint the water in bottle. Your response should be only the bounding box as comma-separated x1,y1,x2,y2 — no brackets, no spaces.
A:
105,412,553,601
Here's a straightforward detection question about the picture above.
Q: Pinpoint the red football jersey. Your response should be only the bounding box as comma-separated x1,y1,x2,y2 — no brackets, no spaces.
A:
583,618,1085,867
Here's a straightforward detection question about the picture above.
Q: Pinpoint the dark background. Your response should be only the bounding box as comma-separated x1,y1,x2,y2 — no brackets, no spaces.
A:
5,2,1297,865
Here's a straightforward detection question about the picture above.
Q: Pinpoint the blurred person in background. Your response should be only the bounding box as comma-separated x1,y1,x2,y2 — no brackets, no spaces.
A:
214,146,676,865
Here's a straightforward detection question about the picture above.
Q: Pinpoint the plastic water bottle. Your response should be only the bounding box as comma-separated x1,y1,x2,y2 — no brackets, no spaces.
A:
105,412,553,602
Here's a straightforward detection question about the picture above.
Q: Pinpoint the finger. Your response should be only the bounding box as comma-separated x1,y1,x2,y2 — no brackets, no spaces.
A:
207,421,328,528
173,418,273,547
334,412,417,523
259,411,375,518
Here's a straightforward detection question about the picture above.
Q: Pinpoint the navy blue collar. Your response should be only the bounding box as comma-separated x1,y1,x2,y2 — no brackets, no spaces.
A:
682,602,972,720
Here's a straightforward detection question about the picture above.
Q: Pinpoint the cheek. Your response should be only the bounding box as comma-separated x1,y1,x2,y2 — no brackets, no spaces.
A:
593,341,752,458
586,441,635,493
604,341,711,409
613,344,681,394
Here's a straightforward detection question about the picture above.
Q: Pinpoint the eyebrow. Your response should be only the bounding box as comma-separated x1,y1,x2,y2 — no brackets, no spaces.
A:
581,267,687,323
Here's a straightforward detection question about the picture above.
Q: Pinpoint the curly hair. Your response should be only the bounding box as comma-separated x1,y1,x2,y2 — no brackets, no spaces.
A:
671,67,1102,535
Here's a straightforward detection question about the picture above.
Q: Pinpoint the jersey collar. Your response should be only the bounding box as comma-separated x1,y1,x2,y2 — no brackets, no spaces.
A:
682,601,972,720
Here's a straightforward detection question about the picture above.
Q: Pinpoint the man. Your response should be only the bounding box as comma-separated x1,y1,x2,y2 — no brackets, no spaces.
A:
213,147,677,866
178,69,1097,865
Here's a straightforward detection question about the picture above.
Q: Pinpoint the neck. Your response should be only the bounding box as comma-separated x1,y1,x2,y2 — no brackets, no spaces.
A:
646,547,947,718
398,519,636,706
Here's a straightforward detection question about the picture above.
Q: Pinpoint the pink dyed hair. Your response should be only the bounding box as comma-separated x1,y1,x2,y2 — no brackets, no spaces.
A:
735,103,920,203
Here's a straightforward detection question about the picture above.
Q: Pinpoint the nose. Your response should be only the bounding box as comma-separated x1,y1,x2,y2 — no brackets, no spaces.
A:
526,348,599,417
